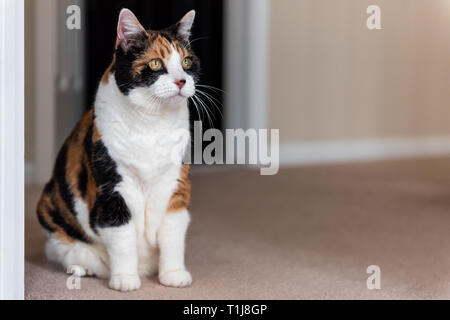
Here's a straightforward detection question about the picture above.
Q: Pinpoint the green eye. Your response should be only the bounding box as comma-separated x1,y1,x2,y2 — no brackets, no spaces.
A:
182,57,193,70
149,59,163,71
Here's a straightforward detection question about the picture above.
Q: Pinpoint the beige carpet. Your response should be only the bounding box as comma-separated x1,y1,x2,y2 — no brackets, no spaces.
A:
25,157,450,300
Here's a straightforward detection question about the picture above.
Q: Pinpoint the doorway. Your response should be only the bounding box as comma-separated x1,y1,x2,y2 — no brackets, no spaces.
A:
85,0,224,132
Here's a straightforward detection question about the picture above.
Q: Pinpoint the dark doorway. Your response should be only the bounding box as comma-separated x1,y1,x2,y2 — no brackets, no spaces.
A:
85,0,224,132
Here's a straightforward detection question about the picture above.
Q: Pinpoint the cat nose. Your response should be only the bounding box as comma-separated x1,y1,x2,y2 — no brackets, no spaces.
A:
175,79,186,89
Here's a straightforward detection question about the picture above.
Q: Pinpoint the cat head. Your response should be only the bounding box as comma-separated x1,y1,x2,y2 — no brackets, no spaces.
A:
108,9,200,108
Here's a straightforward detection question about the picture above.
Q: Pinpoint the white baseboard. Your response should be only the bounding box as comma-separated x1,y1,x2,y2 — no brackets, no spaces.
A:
279,136,450,166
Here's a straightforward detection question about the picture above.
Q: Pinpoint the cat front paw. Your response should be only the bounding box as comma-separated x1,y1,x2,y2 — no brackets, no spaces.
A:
109,274,141,292
67,265,91,277
159,269,192,288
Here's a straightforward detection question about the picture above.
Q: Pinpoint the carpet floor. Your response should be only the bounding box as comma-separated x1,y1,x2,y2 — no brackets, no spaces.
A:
25,157,450,299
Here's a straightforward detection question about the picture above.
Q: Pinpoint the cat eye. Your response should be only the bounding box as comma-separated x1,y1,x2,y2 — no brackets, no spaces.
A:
149,59,163,71
182,57,193,70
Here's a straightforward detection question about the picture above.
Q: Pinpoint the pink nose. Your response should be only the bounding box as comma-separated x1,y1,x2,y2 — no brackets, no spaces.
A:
175,79,186,89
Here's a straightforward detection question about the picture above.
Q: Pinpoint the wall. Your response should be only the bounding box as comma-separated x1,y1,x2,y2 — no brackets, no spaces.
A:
270,0,450,143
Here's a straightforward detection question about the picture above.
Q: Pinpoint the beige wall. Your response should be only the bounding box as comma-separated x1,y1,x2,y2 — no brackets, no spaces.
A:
270,0,450,143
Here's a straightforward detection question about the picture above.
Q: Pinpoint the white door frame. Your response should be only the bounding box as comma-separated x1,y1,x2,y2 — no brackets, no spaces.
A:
224,0,270,130
0,0,25,300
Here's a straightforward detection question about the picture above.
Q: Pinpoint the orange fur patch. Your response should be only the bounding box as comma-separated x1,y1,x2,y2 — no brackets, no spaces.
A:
92,121,101,143
52,180,88,239
132,33,190,77
37,183,77,244
36,110,97,243
167,164,191,213
65,110,94,199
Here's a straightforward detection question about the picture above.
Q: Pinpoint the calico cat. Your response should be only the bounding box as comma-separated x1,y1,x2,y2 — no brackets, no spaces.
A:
36,9,199,291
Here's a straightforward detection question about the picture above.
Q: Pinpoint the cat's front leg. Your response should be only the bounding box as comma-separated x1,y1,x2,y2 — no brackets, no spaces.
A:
100,222,141,292
158,209,192,288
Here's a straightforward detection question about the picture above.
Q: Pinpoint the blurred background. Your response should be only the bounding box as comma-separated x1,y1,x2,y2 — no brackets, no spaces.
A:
25,0,450,300
25,0,450,183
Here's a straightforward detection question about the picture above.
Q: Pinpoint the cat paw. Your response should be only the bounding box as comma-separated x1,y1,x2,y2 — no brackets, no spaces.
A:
109,274,141,292
159,269,192,288
67,265,92,277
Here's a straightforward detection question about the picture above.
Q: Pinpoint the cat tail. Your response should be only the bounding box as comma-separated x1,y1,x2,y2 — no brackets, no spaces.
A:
45,236,110,279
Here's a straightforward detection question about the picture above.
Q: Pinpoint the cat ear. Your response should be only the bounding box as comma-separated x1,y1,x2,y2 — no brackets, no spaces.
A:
177,10,196,41
117,9,146,51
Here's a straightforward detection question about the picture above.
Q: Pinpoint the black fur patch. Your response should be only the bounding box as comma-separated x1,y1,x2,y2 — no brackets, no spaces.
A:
42,179,89,242
90,192,131,228
90,140,131,229
85,118,131,231
78,163,88,199
53,144,76,216
37,181,55,232
37,210,54,233
114,32,150,95
91,141,121,192
44,179,55,193
84,123,93,157
47,207,88,242
37,181,55,233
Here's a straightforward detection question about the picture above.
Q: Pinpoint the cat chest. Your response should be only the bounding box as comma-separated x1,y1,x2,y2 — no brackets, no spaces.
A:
110,129,188,176
98,118,188,213
113,154,181,221
110,134,185,206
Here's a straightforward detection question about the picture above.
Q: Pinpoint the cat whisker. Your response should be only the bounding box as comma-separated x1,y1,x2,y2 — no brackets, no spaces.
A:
193,94,214,129
188,96,203,122
196,84,226,94
184,36,210,49
195,89,223,119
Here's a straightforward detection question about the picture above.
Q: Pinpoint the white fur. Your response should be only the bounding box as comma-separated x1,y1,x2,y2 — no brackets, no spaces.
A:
158,209,192,287
98,224,141,291
46,45,194,291
74,198,100,242
178,10,196,40
117,9,145,44
45,236,109,279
